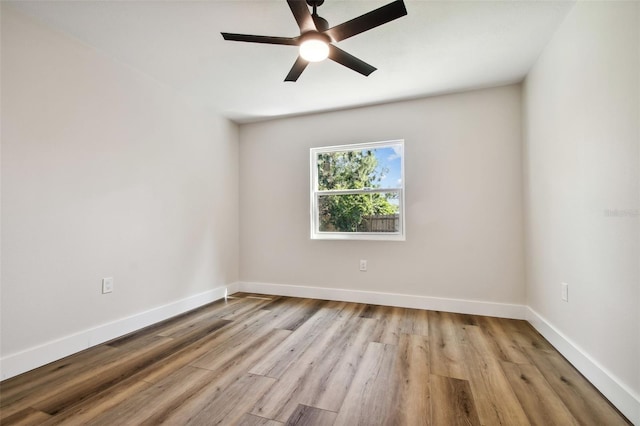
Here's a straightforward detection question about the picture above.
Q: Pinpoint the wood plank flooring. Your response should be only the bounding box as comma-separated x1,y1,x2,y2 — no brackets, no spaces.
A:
0,293,631,425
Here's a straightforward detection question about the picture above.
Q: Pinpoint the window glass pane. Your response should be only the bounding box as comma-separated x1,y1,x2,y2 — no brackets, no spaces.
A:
318,192,400,233
317,145,402,191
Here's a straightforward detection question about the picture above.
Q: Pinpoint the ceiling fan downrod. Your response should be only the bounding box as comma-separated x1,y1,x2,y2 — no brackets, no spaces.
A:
307,0,329,32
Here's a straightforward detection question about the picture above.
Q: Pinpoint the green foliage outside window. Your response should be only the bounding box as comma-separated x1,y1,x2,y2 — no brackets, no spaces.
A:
317,150,398,232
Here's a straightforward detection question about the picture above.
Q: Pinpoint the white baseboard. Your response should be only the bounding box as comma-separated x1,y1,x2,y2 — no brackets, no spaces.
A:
0,282,240,381
527,307,640,425
238,281,527,320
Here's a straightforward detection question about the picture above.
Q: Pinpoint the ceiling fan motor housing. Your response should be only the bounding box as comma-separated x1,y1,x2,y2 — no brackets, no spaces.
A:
300,31,331,45
312,15,329,32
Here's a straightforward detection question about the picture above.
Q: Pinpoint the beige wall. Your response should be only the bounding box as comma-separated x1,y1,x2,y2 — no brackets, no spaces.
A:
1,7,239,359
239,85,525,304
523,0,639,410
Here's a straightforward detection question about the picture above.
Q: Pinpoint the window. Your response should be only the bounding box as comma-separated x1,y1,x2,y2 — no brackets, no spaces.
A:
310,140,405,241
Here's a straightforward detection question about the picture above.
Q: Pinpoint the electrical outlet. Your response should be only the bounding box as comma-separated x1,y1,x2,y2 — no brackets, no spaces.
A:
102,277,114,294
561,282,568,302
359,259,367,271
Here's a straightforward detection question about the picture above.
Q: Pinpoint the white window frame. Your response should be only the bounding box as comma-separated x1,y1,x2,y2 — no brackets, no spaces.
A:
310,140,405,241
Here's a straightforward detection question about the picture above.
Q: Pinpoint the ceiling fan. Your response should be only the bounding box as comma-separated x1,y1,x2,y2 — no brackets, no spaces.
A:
221,0,407,82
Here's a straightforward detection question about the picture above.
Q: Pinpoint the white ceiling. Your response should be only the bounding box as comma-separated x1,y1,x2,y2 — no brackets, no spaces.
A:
8,0,575,123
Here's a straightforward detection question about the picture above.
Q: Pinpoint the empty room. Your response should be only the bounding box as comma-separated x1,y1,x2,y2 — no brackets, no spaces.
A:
1,0,638,424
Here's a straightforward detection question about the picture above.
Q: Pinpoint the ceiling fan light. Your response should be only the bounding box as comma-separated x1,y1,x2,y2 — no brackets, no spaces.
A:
299,39,329,62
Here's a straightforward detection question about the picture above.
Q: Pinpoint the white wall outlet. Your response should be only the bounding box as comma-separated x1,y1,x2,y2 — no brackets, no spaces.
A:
561,282,568,302
359,260,367,271
102,277,114,294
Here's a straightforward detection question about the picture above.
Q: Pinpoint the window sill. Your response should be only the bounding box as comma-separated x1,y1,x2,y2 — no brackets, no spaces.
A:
311,232,405,241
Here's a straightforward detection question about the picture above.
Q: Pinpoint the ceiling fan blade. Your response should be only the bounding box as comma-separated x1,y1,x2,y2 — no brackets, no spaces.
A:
324,0,407,42
287,0,316,33
285,56,309,82
221,32,299,46
328,45,376,76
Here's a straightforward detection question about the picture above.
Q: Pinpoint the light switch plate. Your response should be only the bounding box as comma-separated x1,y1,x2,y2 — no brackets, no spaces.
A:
561,282,568,302
102,277,114,294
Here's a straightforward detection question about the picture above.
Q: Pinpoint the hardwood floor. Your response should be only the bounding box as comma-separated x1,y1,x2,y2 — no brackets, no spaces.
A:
0,293,630,425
